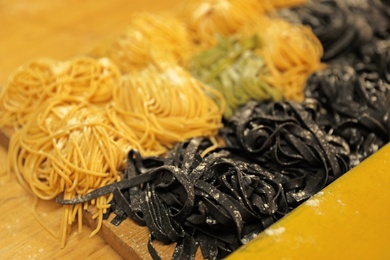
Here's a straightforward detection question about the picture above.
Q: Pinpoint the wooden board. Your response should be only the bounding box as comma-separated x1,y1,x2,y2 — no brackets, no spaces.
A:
0,145,122,259
2,1,390,259
1,128,201,259
4,123,390,260
1,125,196,259
0,128,12,149
0,1,190,259
0,127,194,259
83,209,178,260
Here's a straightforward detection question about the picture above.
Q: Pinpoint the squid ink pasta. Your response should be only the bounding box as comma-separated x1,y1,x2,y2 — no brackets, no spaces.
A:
58,137,290,259
305,37,390,165
357,39,390,82
282,0,372,61
305,63,390,166
221,100,351,205
7,0,390,256
342,0,390,40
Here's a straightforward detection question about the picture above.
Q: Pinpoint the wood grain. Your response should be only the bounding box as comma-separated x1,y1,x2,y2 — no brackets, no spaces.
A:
0,1,195,259
0,128,12,149
3,1,390,259
83,209,181,260
0,0,181,84
0,128,201,258
0,145,122,259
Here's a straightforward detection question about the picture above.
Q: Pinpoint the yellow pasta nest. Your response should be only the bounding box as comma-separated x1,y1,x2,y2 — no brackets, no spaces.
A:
8,97,143,247
91,13,194,72
5,63,225,246
0,57,121,128
112,64,226,153
2,0,324,248
178,0,270,50
240,16,325,101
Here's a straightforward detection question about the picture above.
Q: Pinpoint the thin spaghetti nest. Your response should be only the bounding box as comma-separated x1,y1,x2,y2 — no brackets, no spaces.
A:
91,13,194,72
240,16,325,101
111,64,226,154
178,0,270,50
5,61,226,246
0,57,121,129
8,97,141,247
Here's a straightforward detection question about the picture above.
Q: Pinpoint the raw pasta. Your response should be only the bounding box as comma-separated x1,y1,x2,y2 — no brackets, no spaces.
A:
8,97,140,247
178,0,271,50
111,64,226,153
240,16,325,101
0,57,121,129
91,13,194,72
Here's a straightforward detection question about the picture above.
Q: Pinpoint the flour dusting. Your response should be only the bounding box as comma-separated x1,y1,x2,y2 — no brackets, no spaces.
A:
265,227,285,236
305,198,320,207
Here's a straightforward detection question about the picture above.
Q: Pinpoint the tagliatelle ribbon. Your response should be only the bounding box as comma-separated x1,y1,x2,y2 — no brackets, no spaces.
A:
58,137,290,259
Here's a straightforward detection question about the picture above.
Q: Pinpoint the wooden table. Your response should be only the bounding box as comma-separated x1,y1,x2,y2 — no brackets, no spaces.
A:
0,1,180,259
0,146,122,259
2,1,390,259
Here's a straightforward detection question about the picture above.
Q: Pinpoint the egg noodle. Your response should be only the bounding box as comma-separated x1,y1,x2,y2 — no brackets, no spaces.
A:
0,0,323,248
3,60,224,247
176,0,308,50
89,0,323,108
91,13,194,73
112,64,225,153
240,16,325,101
8,97,134,247
177,0,272,50
0,57,120,129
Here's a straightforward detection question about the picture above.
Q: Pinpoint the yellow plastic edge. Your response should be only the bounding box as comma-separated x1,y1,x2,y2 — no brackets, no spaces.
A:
228,143,390,260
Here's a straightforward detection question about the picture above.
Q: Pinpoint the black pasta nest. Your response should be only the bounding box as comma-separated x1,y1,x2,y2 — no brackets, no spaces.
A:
221,100,351,204
281,0,390,61
58,138,290,259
